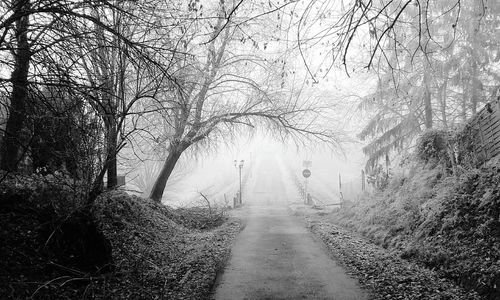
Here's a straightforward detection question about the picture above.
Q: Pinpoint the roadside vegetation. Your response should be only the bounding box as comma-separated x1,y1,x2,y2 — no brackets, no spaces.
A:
0,173,242,299
301,212,481,300
315,129,500,299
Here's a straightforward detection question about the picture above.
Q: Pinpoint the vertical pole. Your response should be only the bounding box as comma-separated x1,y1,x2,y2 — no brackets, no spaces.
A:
339,172,343,205
338,173,342,191
304,178,308,204
239,165,242,204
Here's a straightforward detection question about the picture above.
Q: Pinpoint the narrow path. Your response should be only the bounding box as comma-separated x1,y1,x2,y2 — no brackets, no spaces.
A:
213,155,367,300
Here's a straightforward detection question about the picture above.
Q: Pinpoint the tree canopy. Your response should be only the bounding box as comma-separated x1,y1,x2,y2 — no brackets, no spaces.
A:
1,0,498,201
0,0,344,203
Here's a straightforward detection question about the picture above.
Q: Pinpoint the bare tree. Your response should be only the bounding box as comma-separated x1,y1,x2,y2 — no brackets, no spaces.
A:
0,0,160,174
53,0,185,203
0,0,31,171
148,0,342,202
295,0,464,75
0,0,344,205
0,0,187,206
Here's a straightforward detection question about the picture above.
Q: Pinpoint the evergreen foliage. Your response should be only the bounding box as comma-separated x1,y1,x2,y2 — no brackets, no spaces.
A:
415,129,452,165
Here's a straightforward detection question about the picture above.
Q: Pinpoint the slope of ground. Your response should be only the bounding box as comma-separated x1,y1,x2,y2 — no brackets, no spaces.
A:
0,173,242,299
319,163,500,299
294,207,480,299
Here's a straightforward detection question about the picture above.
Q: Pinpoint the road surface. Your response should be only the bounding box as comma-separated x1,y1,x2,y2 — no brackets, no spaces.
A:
212,155,367,300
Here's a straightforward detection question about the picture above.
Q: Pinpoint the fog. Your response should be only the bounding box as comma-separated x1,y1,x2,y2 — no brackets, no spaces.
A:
120,56,375,207
1,0,498,298
2,0,490,208
131,129,366,207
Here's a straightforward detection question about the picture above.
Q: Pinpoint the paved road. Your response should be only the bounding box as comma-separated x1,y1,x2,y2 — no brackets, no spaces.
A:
212,155,367,300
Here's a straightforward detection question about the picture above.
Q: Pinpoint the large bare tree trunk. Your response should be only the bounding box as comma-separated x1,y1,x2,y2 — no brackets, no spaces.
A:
1,0,30,171
149,143,185,202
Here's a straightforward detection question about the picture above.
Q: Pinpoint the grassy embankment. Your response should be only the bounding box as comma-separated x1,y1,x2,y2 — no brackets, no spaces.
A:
0,174,242,299
327,162,500,299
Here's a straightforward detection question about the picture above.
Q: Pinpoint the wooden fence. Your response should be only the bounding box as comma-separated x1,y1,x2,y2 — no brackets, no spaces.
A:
460,97,500,165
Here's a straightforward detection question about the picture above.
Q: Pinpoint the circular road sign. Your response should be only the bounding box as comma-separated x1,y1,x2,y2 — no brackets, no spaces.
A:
302,169,311,178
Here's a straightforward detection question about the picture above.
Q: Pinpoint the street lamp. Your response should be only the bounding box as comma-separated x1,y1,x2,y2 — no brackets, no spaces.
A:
234,159,244,205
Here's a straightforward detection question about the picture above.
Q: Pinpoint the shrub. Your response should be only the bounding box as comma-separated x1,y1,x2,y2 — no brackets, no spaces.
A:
366,164,391,191
0,173,113,298
415,129,452,165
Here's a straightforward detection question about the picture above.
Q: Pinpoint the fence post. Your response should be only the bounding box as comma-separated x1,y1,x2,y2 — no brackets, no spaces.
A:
361,169,365,191
234,191,240,208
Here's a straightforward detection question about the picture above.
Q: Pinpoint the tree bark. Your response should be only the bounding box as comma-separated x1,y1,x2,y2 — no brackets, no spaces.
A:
149,143,185,202
0,0,30,171
86,162,108,207
439,79,448,128
471,59,478,115
105,121,117,189
423,72,433,129
462,81,468,122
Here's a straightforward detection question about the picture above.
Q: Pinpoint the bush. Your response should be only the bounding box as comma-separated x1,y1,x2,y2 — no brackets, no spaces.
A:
0,173,113,298
415,129,452,165
366,164,391,191
26,89,99,179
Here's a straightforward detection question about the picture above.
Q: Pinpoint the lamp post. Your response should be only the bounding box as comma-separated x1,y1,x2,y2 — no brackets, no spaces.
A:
234,159,244,205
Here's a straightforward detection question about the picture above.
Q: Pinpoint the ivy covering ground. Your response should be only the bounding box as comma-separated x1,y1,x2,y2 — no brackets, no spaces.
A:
315,163,500,299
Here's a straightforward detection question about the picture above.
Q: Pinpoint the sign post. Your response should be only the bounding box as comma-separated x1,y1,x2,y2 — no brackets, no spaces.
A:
302,168,311,204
